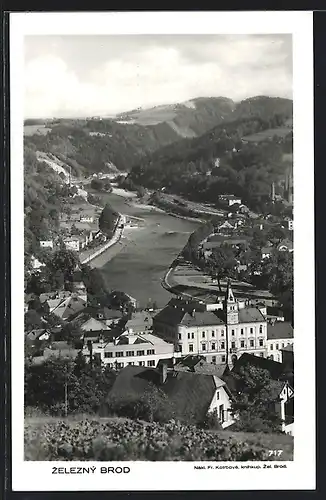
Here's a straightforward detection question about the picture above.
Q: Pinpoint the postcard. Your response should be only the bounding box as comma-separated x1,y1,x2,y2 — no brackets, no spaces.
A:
10,10,315,491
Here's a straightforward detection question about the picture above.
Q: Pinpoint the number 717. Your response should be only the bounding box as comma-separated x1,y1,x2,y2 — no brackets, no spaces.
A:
268,450,283,457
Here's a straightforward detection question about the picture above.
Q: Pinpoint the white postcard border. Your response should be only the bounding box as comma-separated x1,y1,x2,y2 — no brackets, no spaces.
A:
10,10,315,491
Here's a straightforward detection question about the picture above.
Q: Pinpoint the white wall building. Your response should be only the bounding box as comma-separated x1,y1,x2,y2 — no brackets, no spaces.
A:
266,321,294,362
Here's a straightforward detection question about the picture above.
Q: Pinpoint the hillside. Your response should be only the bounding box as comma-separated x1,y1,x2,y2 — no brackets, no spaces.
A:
126,110,293,212
24,416,293,461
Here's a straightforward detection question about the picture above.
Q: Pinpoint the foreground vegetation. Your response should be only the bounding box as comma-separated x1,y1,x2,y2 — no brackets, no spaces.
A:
24,416,293,461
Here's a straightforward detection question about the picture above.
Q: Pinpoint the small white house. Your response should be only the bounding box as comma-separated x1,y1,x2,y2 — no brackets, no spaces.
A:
40,240,54,249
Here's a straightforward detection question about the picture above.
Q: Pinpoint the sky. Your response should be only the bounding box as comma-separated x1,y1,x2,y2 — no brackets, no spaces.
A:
24,34,292,119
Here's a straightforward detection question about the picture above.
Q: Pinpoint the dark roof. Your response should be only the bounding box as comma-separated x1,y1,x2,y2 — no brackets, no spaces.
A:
181,311,224,327
267,322,293,339
108,365,160,400
154,300,223,328
281,344,293,352
232,353,285,380
174,356,229,378
163,371,217,422
238,307,265,323
267,307,285,317
101,307,123,320
26,328,49,341
107,366,218,423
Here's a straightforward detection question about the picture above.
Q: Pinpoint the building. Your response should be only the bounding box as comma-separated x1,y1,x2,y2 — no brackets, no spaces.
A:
267,307,285,322
80,317,111,333
261,247,275,260
101,364,235,428
153,281,268,365
277,239,294,252
266,321,294,362
30,255,45,271
219,195,242,207
51,294,87,320
96,307,124,327
280,344,294,371
83,331,176,369
63,236,83,252
124,311,153,335
25,328,51,346
39,240,54,249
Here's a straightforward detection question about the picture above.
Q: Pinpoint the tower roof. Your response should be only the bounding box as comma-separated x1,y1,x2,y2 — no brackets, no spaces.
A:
225,279,235,303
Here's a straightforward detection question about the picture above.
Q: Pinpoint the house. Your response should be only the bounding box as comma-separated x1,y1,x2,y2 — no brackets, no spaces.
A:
51,294,87,320
83,331,176,369
173,355,229,379
219,195,242,207
101,364,235,428
267,321,294,362
25,328,51,345
153,281,268,365
267,306,285,322
277,239,293,252
39,240,54,249
202,235,249,252
216,220,236,233
31,255,45,271
63,236,82,252
80,215,94,223
261,246,275,260
284,219,293,231
280,344,294,371
80,317,111,332
125,311,153,334
96,307,124,326
32,345,81,365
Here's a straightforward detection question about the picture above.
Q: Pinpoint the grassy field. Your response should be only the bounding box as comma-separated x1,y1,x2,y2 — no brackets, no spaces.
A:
242,127,292,143
24,416,293,462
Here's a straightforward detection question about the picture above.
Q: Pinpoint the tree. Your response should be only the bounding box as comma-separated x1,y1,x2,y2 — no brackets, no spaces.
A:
207,246,237,292
103,182,113,193
91,178,104,191
46,249,80,285
230,365,283,433
98,203,119,236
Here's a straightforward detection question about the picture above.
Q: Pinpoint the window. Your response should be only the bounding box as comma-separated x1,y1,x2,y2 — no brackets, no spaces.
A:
250,339,254,347
212,342,216,351
282,343,285,348
178,333,182,340
138,361,145,366
126,351,134,357
259,325,263,334
147,360,155,367
250,327,253,334
179,344,182,353
212,356,216,364
216,391,220,400
269,355,274,361
104,352,113,358
219,404,225,423
116,362,124,369
212,330,215,337
116,351,124,357
276,343,279,350
241,328,244,335
240,340,245,348
270,344,274,350
189,344,194,353
221,330,225,336
202,332,206,338
202,344,206,351
231,341,236,349
232,329,235,336
187,332,190,339
260,353,264,357
136,350,145,356
128,362,135,366
221,355,226,363
191,332,195,339
221,341,225,350
147,349,155,355
259,339,264,347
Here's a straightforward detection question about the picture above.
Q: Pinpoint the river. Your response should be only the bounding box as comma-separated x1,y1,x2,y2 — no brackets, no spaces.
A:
89,193,200,308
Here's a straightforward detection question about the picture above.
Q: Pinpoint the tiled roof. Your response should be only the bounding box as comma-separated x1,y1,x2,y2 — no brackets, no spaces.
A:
181,311,224,327
106,366,217,423
267,322,293,340
238,307,265,323
52,295,87,320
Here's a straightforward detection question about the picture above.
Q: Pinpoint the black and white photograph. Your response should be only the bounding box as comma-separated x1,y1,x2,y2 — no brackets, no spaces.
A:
10,11,315,492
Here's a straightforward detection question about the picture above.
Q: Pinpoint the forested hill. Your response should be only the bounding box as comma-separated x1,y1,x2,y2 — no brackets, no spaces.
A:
126,110,293,212
24,119,181,175
115,96,292,139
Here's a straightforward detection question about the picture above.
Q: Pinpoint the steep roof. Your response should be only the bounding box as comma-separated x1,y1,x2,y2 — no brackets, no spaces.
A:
106,366,218,423
281,344,293,352
181,311,224,327
51,295,87,320
25,328,49,342
267,322,294,340
238,307,265,323
232,352,285,380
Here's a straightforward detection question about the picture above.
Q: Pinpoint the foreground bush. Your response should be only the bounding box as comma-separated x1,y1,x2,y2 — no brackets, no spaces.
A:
24,418,288,462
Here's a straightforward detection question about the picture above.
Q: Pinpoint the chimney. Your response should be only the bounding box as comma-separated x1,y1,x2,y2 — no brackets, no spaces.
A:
160,362,168,384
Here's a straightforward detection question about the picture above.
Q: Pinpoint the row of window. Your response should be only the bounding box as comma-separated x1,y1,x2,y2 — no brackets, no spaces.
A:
179,325,264,341
183,338,265,353
104,349,155,358
269,341,292,351
106,360,156,369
